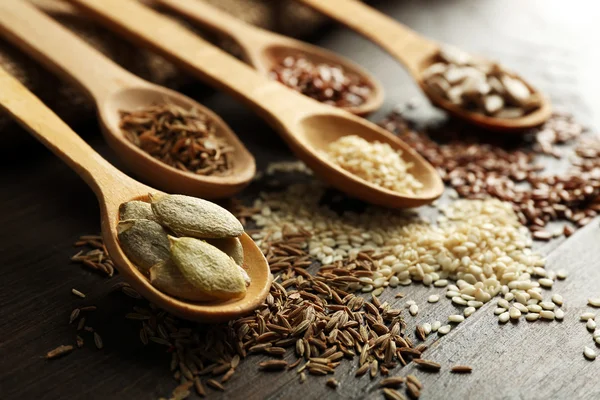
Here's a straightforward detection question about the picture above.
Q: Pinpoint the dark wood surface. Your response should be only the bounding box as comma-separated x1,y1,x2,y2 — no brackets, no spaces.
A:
1,1,599,399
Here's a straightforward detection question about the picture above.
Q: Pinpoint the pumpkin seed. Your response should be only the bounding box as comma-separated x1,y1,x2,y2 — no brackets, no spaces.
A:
149,260,214,302
169,237,249,300
117,219,170,272
150,193,243,239
119,200,156,221
206,237,244,266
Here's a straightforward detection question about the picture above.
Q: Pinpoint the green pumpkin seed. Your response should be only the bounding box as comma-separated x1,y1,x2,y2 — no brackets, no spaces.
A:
118,219,170,272
169,236,248,300
119,200,157,222
149,260,215,302
206,237,244,266
150,194,243,239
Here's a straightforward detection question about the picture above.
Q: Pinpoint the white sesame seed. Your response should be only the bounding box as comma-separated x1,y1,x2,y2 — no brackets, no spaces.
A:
434,279,448,287
452,296,468,306
428,295,440,303
540,310,555,320
539,302,556,311
595,336,600,346
409,304,419,316
580,313,596,321
588,298,600,308
551,294,563,306
587,319,597,331
527,304,542,313
527,290,543,301
449,315,465,323
422,323,432,335
447,285,459,292
504,292,515,301
594,330,600,339
525,313,539,321
438,325,451,335
405,300,416,307
498,312,510,323
446,291,460,299
467,300,483,309
509,307,521,320
498,299,510,309
515,292,529,305
494,307,506,315
372,287,384,297
583,346,597,360
538,278,553,288
514,303,529,313
554,308,564,321
431,321,441,332
556,270,568,280
464,307,476,317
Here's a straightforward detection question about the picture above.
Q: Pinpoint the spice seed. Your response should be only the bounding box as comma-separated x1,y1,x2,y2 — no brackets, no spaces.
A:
380,376,405,388
580,313,596,321
69,308,80,324
451,365,472,373
206,379,225,391
326,378,339,389
413,359,441,372
583,346,597,361
427,295,439,303
46,345,74,359
93,332,103,349
406,381,421,399
71,288,86,298
258,360,287,371
588,298,600,308
382,388,407,400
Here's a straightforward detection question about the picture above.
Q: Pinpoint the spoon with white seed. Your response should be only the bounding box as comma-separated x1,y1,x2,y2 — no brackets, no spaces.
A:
0,65,271,322
297,0,552,132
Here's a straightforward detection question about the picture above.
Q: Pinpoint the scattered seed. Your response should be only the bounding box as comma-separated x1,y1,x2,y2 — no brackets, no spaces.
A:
583,346,597,360
383,388,407,400
438,325,451,335
258,360,287,371
413,359,441,372
588,298,600,308
427,295,439,303
580,313,596,321
46,345,74,359
93,332,103,349
451,365,472,373
71,288,86,298
326,378,339,389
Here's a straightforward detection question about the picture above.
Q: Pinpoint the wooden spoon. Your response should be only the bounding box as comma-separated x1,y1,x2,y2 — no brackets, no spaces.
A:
154,0,384,116
66,0,444,208
296,0,552,132
0,65,271,322
0,0,255,199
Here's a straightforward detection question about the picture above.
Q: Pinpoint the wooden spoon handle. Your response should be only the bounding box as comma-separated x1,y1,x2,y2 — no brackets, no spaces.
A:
297,0,438,74
0,65,134,198
156,0,266,59
0,0,139,103
67,0,318,122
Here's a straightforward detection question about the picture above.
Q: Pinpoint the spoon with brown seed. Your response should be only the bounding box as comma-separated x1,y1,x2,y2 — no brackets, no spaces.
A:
0,0,255,199
0,65,271,322
296,0,552,132
66,0,444,208
154,0,384,116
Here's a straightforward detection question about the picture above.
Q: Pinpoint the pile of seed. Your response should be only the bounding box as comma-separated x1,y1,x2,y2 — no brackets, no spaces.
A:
379,109,599,238
322,135,423,195
422,46,541,117
119,103,234,176
269,55,372,108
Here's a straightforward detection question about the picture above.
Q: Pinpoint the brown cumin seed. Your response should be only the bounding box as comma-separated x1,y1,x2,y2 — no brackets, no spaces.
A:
370,360,379,378
69,308,80,324
77,317,86,331
71,288,86,298
46,345,74,359
258,360,288,371
206,379,225,391
326,378,339,389
230,354,240,369
406,374,422,389
193,378,206,397
93,332,103,349
383,388,407,400
355,363,370,377
413,359,440,372
211,363,230,376
451,365,473,373
406,381,421,399
380,376,405,388
221,368,235,383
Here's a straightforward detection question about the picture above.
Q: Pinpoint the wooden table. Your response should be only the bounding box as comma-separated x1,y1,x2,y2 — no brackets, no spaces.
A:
1,1,599,399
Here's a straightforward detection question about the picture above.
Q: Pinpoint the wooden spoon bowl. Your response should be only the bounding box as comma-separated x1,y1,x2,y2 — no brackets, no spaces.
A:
0,66,271,322
0,0,255,199
155,0,384,116
99,85,255,196
297,0,552,132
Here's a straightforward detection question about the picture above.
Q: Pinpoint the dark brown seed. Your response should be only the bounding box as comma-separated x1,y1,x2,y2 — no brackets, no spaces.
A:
221,368,235,383
93,332,103,349
206,379,225,391
69,308,80,324
379,376,405,388
383,388,407,400
413,359,441,371
406,381,421,399
193,378,206,397
46,345,74,359
451,365,473,373
406,374,422,390
355,363,370,377
258,360,288,371
326,378,339,389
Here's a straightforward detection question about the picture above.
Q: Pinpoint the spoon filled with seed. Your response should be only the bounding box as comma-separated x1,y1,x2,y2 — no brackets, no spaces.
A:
154,0,384,116
0,65,271,322
66,0,444,208
296,0,552,132
0,0,255,199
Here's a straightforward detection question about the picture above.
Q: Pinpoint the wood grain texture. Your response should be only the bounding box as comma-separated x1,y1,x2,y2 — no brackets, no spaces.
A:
1,0,599,399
